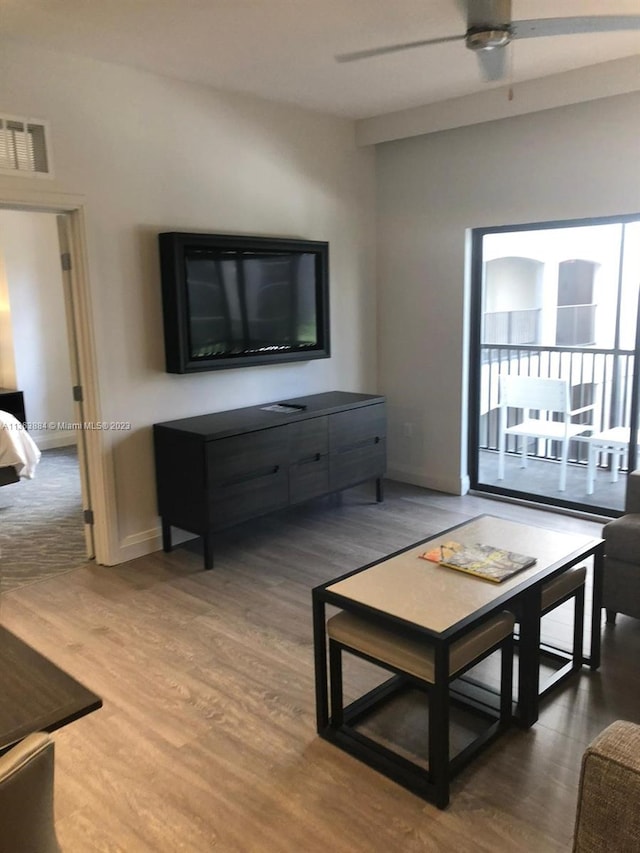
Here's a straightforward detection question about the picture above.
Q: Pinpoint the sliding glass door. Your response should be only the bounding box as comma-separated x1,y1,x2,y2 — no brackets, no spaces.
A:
469,214,640,516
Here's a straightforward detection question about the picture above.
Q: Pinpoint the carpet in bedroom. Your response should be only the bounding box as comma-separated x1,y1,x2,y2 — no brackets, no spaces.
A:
0,446,87,592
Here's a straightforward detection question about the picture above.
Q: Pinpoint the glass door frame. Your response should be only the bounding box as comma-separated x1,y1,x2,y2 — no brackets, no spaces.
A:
468,212,640,518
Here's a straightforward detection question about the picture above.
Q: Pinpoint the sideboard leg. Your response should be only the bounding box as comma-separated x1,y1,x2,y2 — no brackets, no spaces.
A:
203,533,215,570
162,519,172,552
376,478,384,502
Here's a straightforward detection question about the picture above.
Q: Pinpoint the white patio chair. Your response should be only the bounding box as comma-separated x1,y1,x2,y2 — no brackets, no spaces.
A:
497,375,595,492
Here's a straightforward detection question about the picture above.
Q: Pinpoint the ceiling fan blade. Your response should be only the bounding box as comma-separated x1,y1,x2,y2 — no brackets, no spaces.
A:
513,15,640,40
476,47,508,81
335,34,464,63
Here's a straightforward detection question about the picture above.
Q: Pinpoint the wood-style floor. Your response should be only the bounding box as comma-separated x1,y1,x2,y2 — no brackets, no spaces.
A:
1,480,638,852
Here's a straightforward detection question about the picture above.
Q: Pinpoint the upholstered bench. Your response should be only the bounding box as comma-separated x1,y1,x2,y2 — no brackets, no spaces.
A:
327,609,515,808
537,564,586,697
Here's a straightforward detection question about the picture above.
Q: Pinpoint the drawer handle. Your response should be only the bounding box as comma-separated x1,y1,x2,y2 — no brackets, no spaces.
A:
336,437,384,453
222,464,282,487
297,453,323,465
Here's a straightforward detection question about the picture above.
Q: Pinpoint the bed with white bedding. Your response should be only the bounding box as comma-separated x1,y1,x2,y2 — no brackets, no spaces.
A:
0,409,41,485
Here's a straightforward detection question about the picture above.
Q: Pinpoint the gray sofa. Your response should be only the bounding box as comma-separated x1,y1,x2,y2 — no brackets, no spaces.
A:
602,469,640,623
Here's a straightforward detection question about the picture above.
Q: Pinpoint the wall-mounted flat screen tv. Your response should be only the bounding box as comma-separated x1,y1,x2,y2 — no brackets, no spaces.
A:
159,232,330,373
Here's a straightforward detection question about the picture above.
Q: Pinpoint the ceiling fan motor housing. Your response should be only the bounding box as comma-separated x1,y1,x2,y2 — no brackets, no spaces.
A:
466,27,512,51
466,0,512,50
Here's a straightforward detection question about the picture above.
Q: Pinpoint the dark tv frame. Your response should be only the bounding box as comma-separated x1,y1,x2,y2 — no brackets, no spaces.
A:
159,232,331,374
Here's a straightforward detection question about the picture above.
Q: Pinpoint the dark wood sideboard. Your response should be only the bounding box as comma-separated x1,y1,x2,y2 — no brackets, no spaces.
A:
153,391,386,569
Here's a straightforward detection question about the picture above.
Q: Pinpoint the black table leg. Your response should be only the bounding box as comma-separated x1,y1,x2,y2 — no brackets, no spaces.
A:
517,585,541,728
312,592,329,732
589,545,604,670
430,642,450,809
162,519,172,552
203,533,214,570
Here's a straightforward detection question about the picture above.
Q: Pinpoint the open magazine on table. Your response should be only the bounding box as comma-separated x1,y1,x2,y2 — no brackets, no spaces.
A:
419,540,537,583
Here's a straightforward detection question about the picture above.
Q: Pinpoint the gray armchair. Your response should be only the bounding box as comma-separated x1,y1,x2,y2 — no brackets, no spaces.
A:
573,720,640,851
603,469,640,624
0,732,61,853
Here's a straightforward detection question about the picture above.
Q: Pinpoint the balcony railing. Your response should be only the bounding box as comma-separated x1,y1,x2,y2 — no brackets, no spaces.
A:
483,309,540,346
479,344,636,469
555,304,596,347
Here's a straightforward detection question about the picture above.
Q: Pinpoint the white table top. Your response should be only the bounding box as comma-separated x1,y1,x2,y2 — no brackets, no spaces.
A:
325,516,602,636
589,427,636,447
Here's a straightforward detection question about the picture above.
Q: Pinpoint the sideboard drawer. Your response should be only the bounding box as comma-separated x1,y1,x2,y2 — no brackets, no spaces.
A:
289,453,329,504
210,466,289,528
289,416,328,460
329,403,386,492
329,439,386,492
206,427,290,486
330,404,386,451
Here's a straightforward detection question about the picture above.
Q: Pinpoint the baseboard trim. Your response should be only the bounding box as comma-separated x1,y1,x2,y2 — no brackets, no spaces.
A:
33,431,78,450
386,465,468,496
114,526,196,565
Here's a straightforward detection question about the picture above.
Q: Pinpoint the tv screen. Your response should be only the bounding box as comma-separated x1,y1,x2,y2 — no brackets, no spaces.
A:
159,232,330,373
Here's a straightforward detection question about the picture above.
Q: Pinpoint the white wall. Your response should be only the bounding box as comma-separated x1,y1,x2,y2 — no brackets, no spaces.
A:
485,257,543,312
0,250,16,388
0,210,76,448
0,42,376,562
375,92,640,494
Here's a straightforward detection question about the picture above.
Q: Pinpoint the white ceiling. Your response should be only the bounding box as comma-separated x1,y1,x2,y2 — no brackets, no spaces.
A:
2,0,640,119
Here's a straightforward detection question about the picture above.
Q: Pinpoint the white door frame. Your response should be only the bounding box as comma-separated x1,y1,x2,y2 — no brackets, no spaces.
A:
0,188,114,566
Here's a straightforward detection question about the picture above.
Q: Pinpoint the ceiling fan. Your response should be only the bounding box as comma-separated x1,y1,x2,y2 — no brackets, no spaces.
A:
335,0,640,82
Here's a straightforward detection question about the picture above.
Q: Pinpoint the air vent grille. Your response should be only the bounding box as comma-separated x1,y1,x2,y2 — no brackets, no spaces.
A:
0,115,51,177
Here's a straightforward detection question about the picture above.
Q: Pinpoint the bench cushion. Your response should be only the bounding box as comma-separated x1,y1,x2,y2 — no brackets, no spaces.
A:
542,565,586,611
327,610,514,684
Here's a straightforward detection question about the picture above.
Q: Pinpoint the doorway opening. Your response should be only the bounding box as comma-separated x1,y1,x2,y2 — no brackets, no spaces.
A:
0,201,106,590
469,213,640,516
